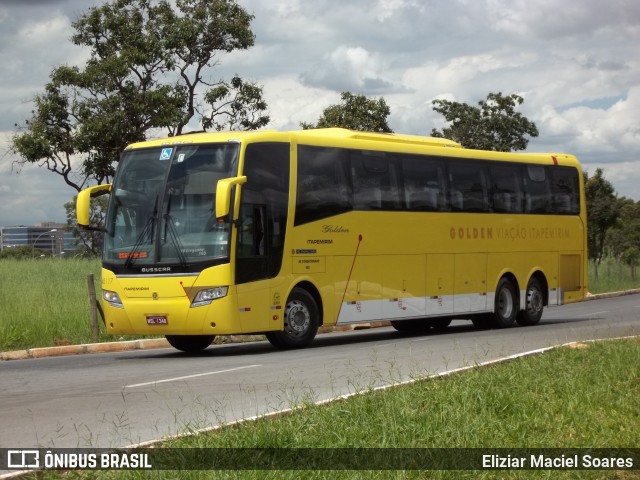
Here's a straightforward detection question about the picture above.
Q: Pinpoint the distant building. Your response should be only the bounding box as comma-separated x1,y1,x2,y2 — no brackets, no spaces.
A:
0,223,76,255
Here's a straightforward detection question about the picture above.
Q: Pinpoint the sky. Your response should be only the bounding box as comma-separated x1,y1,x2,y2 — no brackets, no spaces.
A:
1,0,639,227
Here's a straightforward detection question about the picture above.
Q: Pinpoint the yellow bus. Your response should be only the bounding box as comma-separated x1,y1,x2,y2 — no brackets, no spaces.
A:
77,128,587,352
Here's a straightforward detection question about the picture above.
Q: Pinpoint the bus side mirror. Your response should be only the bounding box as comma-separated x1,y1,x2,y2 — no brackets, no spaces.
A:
77,184,112,230
215,176,247,222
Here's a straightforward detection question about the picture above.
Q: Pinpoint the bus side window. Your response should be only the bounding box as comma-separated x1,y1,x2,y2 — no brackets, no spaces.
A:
295,146,352,225
448,162,489,213
524,165,552,214
238,203,265,256
550,167,580,215
401,155,447,212
488,164,524,214
351,151,401,211
237,142,290,284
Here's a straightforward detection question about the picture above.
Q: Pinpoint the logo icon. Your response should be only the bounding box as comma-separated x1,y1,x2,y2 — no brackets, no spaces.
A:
7,450,40,469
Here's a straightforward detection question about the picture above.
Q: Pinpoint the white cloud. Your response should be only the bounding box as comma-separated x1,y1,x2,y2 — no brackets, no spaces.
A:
483,0,640,38
534,86,640,163
301,45,399,93
17,15,68,44
260,76,339,130
2,0,640,227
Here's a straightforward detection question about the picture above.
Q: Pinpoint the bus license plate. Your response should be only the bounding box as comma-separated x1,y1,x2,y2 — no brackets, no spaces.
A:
146,315,168,325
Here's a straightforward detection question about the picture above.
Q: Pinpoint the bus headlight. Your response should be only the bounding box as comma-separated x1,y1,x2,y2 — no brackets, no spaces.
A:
103,290,124,308
191,287,229,308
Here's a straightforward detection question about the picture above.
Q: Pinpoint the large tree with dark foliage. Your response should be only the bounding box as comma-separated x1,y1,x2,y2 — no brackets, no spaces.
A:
584,168,619,276
431,92,539,151
11,0,269,192
301,92,393,133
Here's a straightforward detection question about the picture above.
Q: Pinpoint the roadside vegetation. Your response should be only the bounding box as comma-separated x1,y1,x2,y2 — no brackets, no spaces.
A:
29,338,640,479
587,257,640,294
0,258,102,351
1,257,638,352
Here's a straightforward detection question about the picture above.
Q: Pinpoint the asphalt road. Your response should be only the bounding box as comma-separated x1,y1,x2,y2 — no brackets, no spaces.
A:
1,294,639,450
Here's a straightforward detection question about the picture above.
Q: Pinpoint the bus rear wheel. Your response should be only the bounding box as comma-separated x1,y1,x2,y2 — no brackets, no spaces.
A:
517,277,544,326
165,335,215,353
492,278,518,328
266,288,319,349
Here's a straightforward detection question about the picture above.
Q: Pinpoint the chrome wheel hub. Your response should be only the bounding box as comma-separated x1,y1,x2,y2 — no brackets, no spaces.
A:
285,300,310,336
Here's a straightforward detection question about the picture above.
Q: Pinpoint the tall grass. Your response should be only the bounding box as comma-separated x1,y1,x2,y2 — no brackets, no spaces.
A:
587,257,640,294
1,257,639,351
0,258,102,351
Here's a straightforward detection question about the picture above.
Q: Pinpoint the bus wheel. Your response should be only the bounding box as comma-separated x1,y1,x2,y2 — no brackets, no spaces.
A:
165,335,215,353
266,288,319,349
517,277,544,326
492,278,518,328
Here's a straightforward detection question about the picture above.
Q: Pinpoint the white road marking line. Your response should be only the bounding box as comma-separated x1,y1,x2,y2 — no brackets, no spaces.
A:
123,364,261,388
127,336,640,450
577,311,609,317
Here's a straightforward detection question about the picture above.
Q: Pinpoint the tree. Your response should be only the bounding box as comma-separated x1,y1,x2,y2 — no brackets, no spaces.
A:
64,195,108,257
605,197,640,275
11,0,269,193
431,92,538,151
0,245,48,260
584,168,619,276
301,92,393,132
621,247,640,280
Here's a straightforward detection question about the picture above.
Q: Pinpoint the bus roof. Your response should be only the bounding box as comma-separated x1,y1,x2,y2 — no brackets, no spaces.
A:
125,128,579,168
125,128,462,150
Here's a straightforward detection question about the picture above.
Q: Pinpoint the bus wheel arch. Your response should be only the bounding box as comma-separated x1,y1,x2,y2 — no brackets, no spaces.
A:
266,283,321,349
492,275,519,328
293,281,324,327
517,272,547,326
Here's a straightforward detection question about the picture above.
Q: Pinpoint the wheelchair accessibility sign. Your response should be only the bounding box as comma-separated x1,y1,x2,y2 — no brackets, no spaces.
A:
159,148,173,161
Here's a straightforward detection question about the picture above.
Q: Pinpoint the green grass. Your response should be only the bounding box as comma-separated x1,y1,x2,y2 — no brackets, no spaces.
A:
1,257,639,351
0,258,103,350
31,338,640,479
588,258,640,294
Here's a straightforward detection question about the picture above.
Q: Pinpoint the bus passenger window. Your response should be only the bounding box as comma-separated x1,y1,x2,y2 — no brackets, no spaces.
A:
524,165,552,214
550,167,580,215
351,151,401,211
489,164,524,213
448,163,489,213
295,146,352,225
401,155,446,212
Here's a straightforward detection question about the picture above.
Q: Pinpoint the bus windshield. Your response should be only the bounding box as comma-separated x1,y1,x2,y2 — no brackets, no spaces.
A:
103,143,239,274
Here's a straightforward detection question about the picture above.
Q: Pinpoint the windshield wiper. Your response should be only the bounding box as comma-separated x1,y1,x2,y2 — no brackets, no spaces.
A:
124,196,158,269
163,214,188,269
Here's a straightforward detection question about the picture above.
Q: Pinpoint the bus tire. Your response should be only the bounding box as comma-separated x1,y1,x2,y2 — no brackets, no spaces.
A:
517,277,544,326
266,288,319,349
165,335,215,353
492,278,518,328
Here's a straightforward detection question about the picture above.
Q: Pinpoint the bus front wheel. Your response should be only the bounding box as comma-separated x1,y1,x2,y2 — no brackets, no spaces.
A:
266,288,319,349
517,277,544,326
165,335,215,353
492,278,518,328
